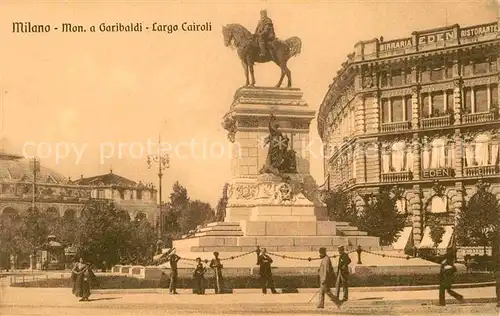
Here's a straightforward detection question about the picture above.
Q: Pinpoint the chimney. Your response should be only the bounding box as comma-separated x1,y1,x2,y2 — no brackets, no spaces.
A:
81,174,83,179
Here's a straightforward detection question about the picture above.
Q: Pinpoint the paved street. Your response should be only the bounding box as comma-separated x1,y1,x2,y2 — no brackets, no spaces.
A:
0,286,498,315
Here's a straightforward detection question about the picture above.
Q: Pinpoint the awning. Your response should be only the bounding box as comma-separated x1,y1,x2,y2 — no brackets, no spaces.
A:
418,225,454,249
393,226,413,250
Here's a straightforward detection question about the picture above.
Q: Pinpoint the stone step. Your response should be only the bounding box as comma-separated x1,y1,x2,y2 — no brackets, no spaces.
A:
206,222,241,227
337,226,360,231
199,226,243,232
194,231,244,237
341,231,368,236
334,222,350,226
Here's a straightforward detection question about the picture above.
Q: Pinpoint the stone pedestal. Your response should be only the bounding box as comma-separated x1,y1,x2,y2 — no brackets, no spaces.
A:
172,87,380,254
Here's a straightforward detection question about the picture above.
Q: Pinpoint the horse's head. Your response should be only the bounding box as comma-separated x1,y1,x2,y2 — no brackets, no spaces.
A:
222,25,232,47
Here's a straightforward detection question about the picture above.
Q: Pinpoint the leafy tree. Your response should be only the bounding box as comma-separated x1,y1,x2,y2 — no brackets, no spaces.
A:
456,188,499,254
323,187,357,223
356,189,407,246
0,214,24,269
21,208,50,258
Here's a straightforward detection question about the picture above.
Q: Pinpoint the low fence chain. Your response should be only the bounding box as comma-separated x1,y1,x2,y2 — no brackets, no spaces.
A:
170,247,418,264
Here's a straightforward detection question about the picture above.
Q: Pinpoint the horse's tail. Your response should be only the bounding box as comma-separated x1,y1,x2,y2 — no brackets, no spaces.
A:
285,37,302,58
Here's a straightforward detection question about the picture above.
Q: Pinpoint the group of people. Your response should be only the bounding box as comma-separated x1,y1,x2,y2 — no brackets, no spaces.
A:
164,245,353,309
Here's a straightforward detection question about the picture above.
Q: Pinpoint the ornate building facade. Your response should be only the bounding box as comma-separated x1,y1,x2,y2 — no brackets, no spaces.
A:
0,151,158,224
317,21,500,250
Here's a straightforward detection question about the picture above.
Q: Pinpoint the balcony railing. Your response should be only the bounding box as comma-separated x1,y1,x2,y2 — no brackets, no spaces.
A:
420,115,452,129
463,111,496,124
463,165,499,177
380,121,411,133
381,171,413,183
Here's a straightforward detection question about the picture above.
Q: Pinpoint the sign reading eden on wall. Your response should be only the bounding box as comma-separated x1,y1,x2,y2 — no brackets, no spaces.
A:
418,30,455,45
422,168,452,178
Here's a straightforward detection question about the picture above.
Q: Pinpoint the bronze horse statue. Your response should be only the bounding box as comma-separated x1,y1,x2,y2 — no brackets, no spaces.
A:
222,24,302,88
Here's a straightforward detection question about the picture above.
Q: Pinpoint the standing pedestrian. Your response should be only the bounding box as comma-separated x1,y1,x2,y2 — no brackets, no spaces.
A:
257,248,278,294
335,246,351,302
71,257,96,301
317,247,342,309
438,252,464,306
210,252,224,294
193,257,207,295
168,249,180,295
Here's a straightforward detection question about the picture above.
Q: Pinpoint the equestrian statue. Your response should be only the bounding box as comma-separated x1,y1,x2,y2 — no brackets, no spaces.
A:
222,10,302,88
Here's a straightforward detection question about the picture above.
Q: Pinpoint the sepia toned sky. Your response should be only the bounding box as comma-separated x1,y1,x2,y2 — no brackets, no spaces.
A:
0,1,497,207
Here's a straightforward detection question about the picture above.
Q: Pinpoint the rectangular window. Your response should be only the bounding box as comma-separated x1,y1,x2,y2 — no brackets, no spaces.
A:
490,57,498,72
431,93,444,116
421,94,430,117
445,63,453,78
405,97,412,121
464,88,472,113
421,69,430,82
475,85,488,113
381,72,388,87
474,60,489,74
392,70,403,86
446,91,454,113
491,84,498,108
430,68,444,81
464,62,473,76
382,99,390,123
406,71,412,84
391,98,403,122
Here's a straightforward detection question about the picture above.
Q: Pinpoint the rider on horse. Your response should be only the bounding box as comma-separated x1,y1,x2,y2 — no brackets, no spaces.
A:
255,10,276,57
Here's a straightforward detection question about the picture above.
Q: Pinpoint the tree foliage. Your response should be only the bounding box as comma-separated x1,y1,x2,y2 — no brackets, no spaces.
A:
356,189,407,246
323,187,357,223
456,189,499,251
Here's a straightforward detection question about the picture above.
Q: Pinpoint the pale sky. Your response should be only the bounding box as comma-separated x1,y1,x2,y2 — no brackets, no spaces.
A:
0,1,497,207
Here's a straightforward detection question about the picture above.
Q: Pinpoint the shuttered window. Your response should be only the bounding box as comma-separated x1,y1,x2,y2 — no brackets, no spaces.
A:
475,86,488,113
382,99,390,123
392,98,404,122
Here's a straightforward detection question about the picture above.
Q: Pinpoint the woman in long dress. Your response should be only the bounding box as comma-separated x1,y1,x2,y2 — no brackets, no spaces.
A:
71,258,95,301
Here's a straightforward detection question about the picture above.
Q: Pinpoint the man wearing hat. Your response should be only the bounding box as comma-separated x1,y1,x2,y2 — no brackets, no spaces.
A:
336,246,351,302
254,9,276,57
210,251,224,294
317,247,342,309
167,249,180,295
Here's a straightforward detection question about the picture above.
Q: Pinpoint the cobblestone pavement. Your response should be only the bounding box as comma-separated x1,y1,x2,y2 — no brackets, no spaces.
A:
1,286,498,316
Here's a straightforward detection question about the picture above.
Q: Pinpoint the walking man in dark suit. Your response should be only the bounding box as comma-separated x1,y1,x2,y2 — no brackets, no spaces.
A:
257,248,278,294
438,252,464,306
335,246,351,302
317,247,342,309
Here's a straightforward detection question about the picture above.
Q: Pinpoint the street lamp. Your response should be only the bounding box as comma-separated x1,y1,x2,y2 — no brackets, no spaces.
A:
146,137,170,248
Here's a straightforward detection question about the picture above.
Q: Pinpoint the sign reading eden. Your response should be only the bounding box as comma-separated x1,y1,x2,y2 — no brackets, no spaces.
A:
418,30,455,45
422,168,453,178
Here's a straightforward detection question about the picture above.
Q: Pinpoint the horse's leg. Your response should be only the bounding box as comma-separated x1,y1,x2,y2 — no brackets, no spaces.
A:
241,60,249,86
273,50,285,88
285,61,292,88
248,59,255,86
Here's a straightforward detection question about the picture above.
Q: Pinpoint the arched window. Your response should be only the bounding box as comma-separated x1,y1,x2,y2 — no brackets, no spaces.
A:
46,207,59,219
391,141,407,172
396,198,407,214
429,195,447,213
430,138,450,168
465,134,498,167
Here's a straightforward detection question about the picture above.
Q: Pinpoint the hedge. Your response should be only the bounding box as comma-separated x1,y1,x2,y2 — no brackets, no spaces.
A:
11,272,495,289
